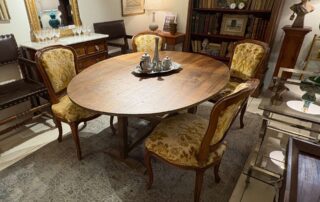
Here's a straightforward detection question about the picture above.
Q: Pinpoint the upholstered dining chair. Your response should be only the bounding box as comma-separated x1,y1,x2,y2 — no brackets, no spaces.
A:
144,79,259,202
211,39,269,128
35,45,113,160
132,31,165,53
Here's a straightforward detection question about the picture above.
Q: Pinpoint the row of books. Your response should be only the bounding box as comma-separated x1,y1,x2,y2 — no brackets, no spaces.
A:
194,0,275,11
245,16,269,40
191,40,235,58
191,13,268,41
191,13,222,35
250,0,275,11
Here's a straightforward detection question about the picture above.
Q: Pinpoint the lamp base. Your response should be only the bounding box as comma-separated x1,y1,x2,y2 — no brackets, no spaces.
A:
149,23,158,31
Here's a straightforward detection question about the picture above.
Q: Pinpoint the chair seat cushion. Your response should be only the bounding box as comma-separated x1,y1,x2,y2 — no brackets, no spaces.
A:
145,113,226,168
51,96,96,122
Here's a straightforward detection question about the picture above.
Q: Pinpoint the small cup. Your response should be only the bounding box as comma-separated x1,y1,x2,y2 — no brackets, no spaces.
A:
162,56,172,70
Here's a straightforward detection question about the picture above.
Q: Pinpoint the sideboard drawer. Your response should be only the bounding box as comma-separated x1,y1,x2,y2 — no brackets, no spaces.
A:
78,54,106,71
74,47,86,57
87,43,106,55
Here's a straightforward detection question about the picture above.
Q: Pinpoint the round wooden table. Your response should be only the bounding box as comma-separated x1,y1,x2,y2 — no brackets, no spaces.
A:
68,51,229,158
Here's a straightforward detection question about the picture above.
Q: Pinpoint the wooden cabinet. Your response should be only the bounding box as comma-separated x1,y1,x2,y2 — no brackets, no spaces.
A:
20,34,108,74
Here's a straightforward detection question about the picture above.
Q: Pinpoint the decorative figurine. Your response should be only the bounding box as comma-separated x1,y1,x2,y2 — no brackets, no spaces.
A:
290,0,315,28
200,38,209,54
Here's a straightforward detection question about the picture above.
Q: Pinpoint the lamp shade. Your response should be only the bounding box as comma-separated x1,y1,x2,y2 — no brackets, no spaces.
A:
144,0,166,10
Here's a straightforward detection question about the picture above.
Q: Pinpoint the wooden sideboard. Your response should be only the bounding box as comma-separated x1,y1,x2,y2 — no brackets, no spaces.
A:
20,33,108,73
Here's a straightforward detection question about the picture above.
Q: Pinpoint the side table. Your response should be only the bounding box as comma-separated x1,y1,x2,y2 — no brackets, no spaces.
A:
158,31,186,51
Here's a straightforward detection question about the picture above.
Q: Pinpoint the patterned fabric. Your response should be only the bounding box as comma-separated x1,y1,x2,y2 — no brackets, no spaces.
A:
40,48,76,93
51,96,95,122
145,113,226,167
230,43,265,80
210,83,249,145
134,35,163,53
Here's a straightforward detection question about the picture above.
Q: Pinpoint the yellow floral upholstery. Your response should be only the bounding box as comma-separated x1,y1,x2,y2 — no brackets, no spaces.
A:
134,34,163,53
145,84,249,167
51,96,95,122
145,113,226,167
230,43,265,80
40,48,76,93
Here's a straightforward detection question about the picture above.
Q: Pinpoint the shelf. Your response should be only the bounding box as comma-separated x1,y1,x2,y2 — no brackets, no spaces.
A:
193,8,272,15
191,33,245,40
196,52,230,62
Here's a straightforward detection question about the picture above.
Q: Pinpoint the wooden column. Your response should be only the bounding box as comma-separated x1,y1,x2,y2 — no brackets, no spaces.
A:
274,26,312,78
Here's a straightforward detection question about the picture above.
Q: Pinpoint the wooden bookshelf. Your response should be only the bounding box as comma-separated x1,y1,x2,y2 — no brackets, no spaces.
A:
184,0,285,65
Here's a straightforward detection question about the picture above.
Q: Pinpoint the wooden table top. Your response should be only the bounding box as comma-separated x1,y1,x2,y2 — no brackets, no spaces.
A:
68,51,229,116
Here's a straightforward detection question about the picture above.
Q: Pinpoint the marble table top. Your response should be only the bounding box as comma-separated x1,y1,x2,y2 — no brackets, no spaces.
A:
20,33,108,50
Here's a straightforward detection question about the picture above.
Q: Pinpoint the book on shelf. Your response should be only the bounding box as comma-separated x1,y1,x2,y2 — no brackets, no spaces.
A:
192,13,267,41
191,39,233,59
194,0,274,11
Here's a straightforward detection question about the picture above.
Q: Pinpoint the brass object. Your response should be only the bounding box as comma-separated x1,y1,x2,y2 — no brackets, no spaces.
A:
24,0,82,41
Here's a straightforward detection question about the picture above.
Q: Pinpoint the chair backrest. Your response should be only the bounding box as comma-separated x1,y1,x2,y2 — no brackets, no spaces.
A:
197,79,259,165
132,31,165,53
229,39,269,81
0,34,19,65
94,20,127,40
35,45,78,104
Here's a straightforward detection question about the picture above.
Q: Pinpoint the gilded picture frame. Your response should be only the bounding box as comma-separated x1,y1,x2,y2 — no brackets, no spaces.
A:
220,14,248,37
121,0,145,17
24,0,82,41
0,0,10,22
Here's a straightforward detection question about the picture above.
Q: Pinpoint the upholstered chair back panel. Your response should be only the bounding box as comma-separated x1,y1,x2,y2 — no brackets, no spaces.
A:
134,35,163,53
40,48,76,93
210,83,249,145
230,43,265,80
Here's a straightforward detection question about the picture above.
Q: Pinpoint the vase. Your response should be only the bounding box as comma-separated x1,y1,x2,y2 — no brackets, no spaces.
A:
152,37,161,72
49,13,60,29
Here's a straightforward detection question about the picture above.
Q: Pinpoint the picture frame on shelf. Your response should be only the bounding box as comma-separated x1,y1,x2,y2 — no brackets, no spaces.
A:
0,0,10,22
121,0,145,17
220,14,248,37
163,14,176,32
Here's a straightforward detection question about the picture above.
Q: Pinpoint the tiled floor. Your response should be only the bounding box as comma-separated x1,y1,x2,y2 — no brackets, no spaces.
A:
0,96,309,201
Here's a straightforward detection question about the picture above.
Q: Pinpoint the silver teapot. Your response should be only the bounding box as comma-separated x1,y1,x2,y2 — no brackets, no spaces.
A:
139,53,153,73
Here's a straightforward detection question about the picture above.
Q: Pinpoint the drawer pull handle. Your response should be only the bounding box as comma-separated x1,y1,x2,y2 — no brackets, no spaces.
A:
95,45,100,51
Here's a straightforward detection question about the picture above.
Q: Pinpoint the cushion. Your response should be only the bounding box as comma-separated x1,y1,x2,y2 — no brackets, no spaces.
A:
230,43,265,80
51,95,96,122
134,34,163,53
40,48,76,93
145,113,226,168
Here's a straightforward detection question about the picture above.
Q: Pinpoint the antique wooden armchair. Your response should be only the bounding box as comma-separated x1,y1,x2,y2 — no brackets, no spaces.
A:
144,80,259,202
0,34,48,135
132,31,166,53
210,39,269,128
35,45,114,160
93,20,132,57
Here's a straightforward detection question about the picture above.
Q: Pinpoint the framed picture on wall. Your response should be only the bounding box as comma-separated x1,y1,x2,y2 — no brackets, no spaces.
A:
163,14,176,32
0,0,10,22
220,14,248,37
121,0,145,17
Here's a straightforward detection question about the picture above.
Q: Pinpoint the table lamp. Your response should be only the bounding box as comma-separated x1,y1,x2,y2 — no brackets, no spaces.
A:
145,0,165,31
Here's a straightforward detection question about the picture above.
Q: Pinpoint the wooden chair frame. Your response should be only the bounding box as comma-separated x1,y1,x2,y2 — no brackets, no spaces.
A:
132,31,166,52
35,45,114,160
93,20,133,56
0,34,49,135
144,79,259,202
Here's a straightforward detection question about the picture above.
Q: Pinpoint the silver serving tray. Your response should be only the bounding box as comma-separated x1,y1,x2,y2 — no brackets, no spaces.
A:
133,62,182,75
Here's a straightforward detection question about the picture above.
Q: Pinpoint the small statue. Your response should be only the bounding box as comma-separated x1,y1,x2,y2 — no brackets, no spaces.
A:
290,0,315,28
200,38,209,54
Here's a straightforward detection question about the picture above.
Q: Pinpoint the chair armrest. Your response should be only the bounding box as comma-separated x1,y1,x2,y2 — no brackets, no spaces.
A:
125,35,133,39
18,57,36,66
